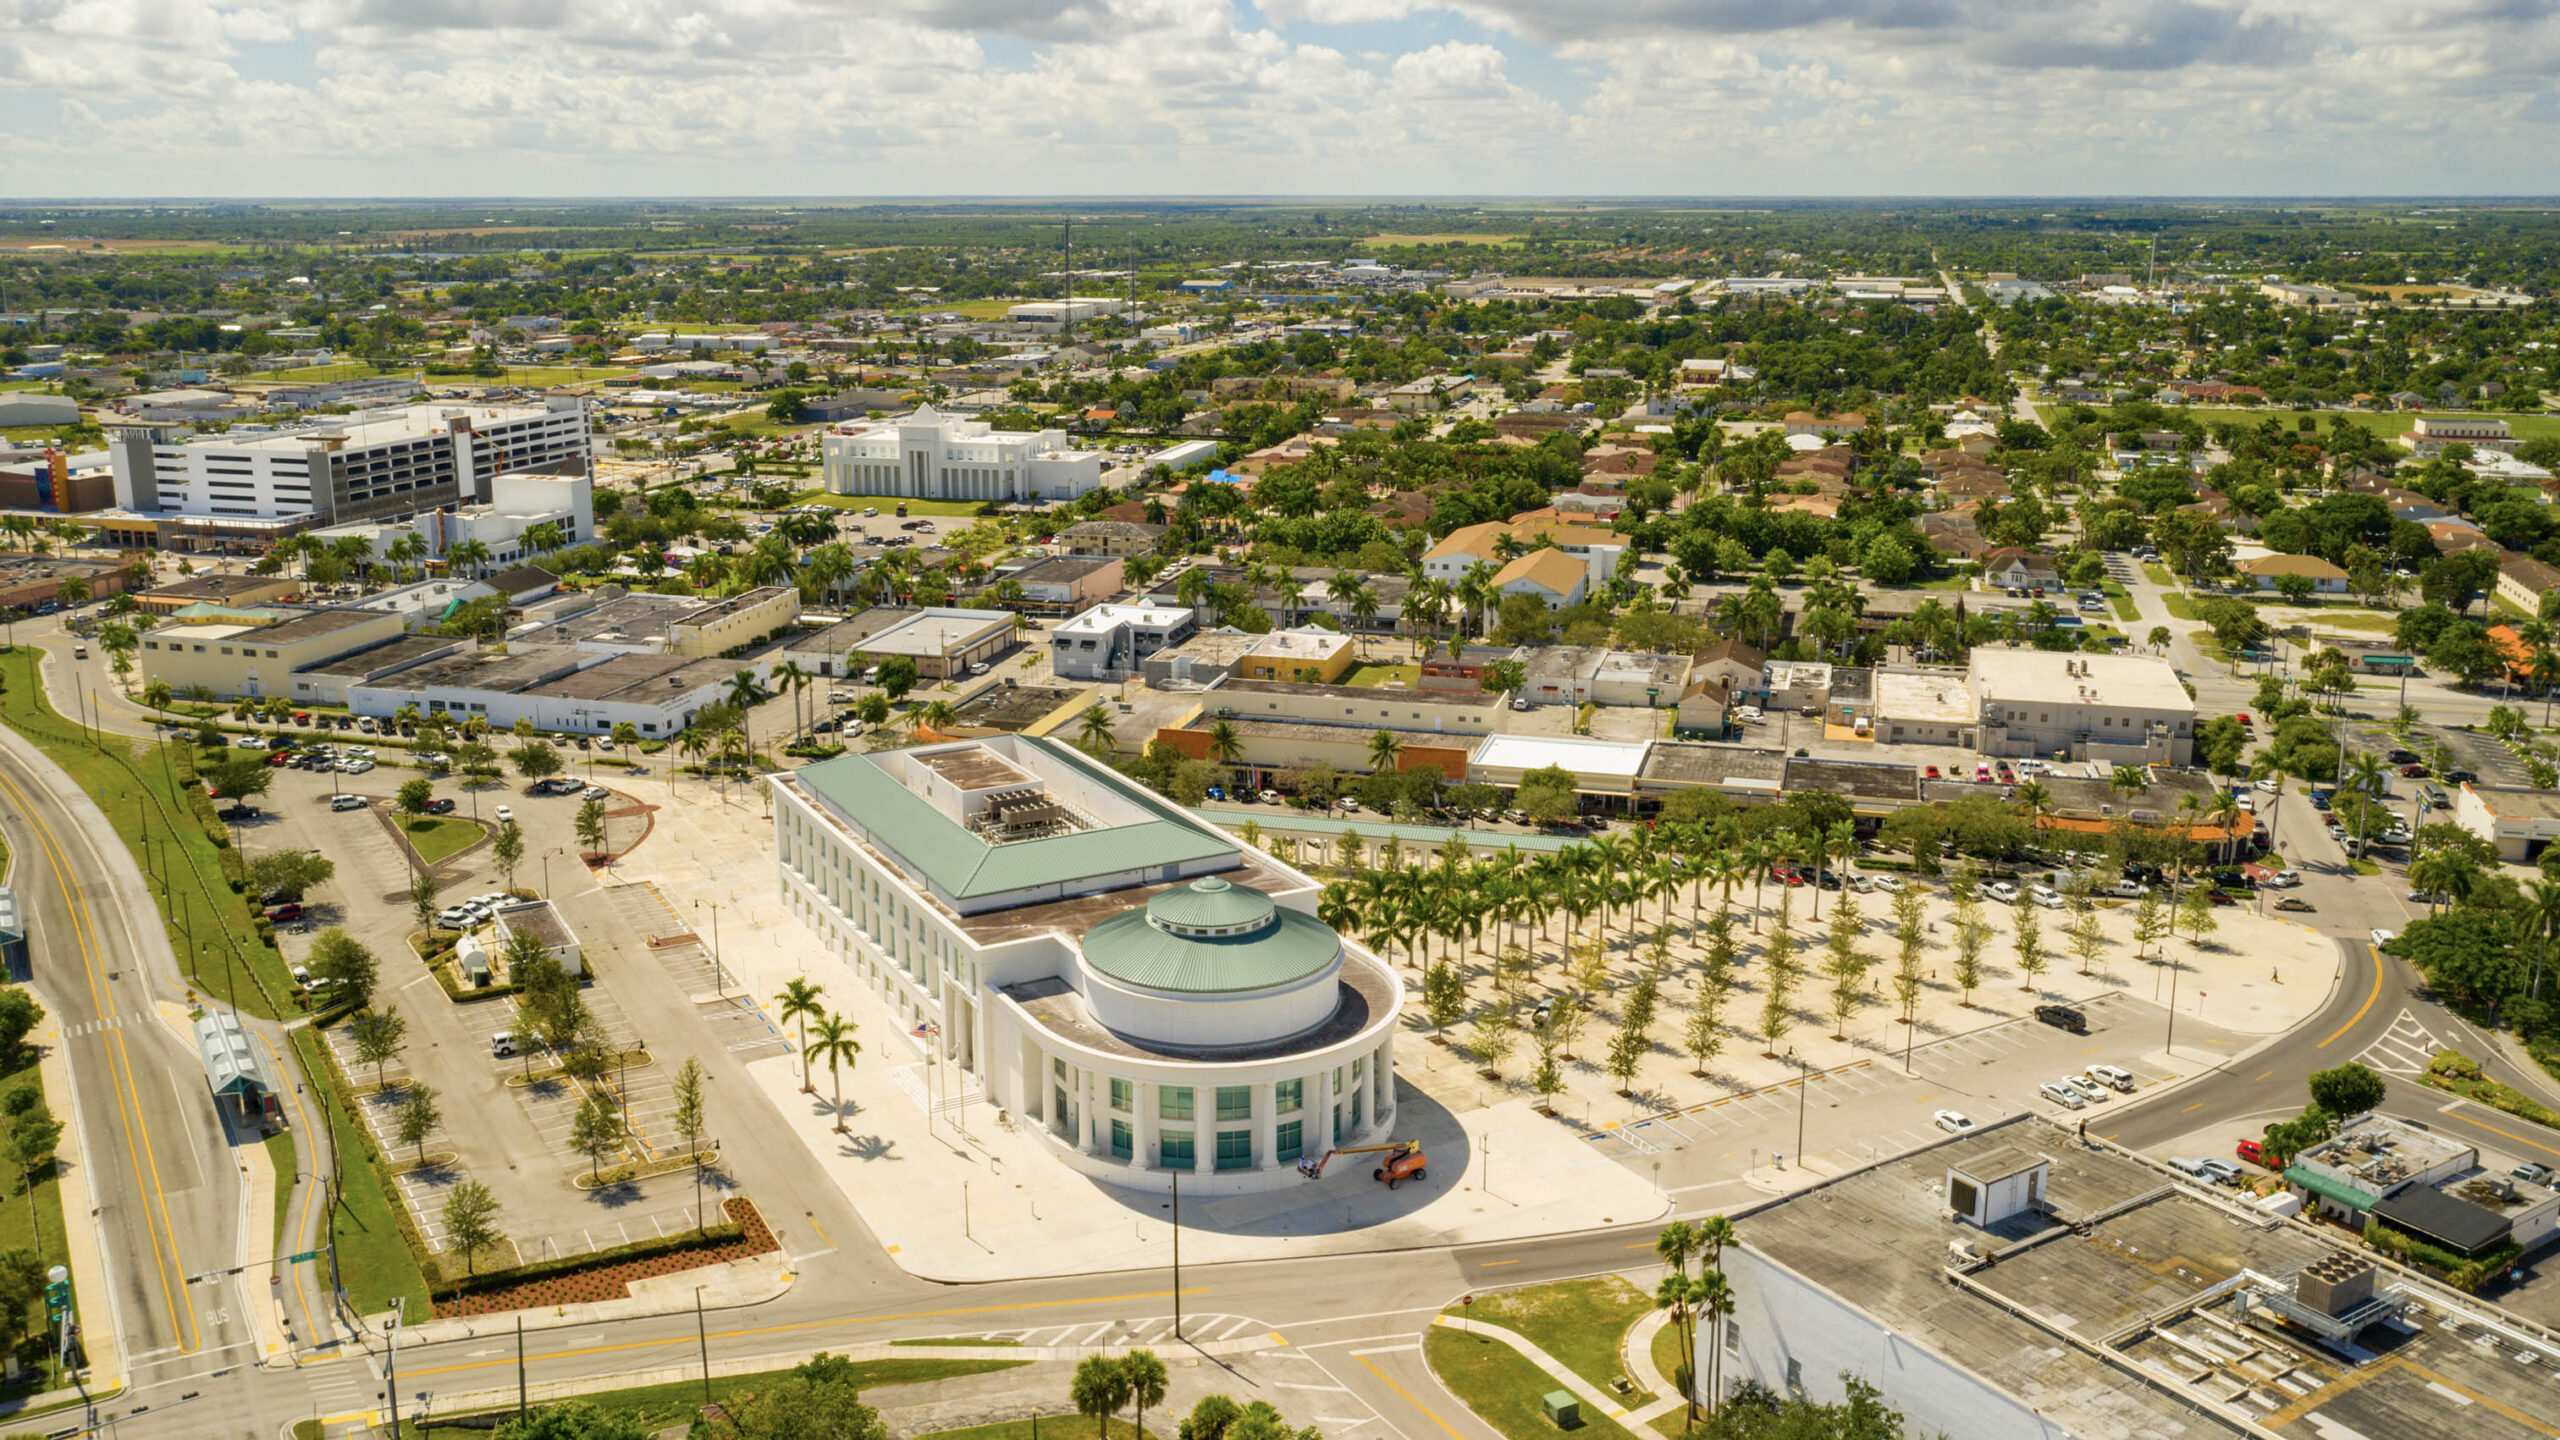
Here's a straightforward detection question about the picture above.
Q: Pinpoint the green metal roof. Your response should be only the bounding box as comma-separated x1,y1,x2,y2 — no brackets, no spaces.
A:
1082,896,1340,995
2284,1164,2379,1212
794,737,1235,904
1145,875,1275,932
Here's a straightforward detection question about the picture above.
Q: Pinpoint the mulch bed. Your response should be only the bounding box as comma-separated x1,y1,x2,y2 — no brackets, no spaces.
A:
433,1196,777,1318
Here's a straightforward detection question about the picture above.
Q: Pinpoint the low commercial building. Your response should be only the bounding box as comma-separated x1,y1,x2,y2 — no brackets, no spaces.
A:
1591,650,1690,707
666,585,799,658
1050,604,1196,682
1235,630,1355,685
138,605,406,700
1519,646,1606,706
1006,555,1125,614
1873,667,1981,747
2497,551,2560,614
0,555,135,612
2239,553,2349,593
1969,650,2194,766
1417,644,1527,694
287,633,472,706
1201,676,1509,740
1139,629,1266,689
492,899,585,977
2408,415,2517,454
2455,783,2560,863
772,736,1400,1194
784,606,1014,681
347,646,734,737
342,577,496,632
138,573,299,615
1467,733,1652,800
508,589,703,655
1059,520,1167,559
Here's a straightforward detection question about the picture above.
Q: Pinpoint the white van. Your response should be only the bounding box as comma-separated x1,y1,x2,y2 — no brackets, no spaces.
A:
490,1032,516,1059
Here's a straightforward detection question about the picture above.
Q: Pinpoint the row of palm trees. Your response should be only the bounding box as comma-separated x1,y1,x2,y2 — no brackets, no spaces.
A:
263,521,570,586
775,978,864,1132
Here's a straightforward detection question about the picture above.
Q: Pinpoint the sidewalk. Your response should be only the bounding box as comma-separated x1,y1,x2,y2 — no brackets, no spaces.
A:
33,1013,120,1397
378,1248,794,1347
1431,1314,1632,1421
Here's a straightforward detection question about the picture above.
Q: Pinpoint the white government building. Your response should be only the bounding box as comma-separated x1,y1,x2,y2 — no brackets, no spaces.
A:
818,405,1104,504
771,735,1400,1193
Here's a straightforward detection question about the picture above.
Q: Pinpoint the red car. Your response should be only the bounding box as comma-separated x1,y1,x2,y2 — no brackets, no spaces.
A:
264,902,303,922
2235,712,2252,727
1924,764,1942,780
2236,1137,2276,1168
1771,865,1807,886
266,750,292,766
2399,763,2429,778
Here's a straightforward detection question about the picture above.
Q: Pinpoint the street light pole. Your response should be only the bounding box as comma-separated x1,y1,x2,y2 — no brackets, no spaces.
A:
1793,1049,1809,1167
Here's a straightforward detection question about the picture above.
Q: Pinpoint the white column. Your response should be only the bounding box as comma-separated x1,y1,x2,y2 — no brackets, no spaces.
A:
1135,1082,1158,1170
1255,1081,1279,1170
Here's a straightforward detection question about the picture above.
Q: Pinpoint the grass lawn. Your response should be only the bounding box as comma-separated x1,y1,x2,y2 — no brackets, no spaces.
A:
2310,612,2399,635
0,1053,75,1395
1427,1327,1643,1440
2180,406,2560,444
0,649,298,1017
1455,1275,1655,1403
922,1417,1153,1440
380,1356,1027,1437
2101,581,2140,622
293,1028,432,1318
1913,575,1973,590
1343,663,1422,688
2161,592,2199,621
266,1129,296,1251
400,816,483,865
785,489,984,516
1649,1320,1689,1403
2141,563,2180,588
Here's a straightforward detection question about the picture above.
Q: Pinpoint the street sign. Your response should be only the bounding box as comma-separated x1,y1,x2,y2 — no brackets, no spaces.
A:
285,1250,321,1264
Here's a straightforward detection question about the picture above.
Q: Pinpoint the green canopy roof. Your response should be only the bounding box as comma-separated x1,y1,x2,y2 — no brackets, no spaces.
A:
2284,1164,2379,1212
1083,882,1340,995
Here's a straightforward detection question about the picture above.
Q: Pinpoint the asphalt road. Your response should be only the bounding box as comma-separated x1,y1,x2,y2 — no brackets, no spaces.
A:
0,719,275,1410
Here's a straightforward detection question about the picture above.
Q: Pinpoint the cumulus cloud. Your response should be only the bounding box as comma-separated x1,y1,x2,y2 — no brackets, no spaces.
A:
0,0,2556,193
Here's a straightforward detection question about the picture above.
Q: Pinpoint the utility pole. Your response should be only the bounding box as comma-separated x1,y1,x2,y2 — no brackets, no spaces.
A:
695,1285,713,1405
517,1314,527,1422
1169,1168,1182,1343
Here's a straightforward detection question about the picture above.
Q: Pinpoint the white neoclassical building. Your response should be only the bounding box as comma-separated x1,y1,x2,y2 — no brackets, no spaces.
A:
819,405,1104,504
771,735,1400,1194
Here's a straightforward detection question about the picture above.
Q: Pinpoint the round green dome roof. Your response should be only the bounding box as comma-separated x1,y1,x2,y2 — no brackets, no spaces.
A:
1081,878,1341,995
1145,875,1276,935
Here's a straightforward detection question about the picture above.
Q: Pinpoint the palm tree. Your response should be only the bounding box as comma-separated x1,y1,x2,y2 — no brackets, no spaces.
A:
1349,582,1381,654
2523,877,2560,1001
808,1012,862,1132
777,979,826,1093
909,699,958,734
2206,790,2244,866
522,520,565,556
1207,720,1245,768
447,538,493,579
1366,728,1402,774
2012,779,2052,834
772,660,815,741
2108,765,2151,808
1694,1267,1734,1416
725,669,765,711
1076,703,1115,753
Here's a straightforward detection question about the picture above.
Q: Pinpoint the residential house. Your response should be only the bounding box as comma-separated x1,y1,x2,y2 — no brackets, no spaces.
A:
2238,553,2349,594
1004,555,1126,614
1492,548,1588,609
2497,551,2560,615
1782,411,1867,437
1978,548,2062,591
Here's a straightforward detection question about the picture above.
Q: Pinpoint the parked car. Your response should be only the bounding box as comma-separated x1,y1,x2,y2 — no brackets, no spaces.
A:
2028,884,2065,909
2034,1003,2088,1034
2196,1158,2242,1186
2275,897,2315,912
2236,1138,2270,1168
330,794,366,812
1934,1110,1975,1134
263,902,303,922
2039,1081,2087,1110
2370,927,2397,948
583,786,610,801
2514,1163,2557,1186
495,805,515,823
426,798,454,814
1984,881,2021,903
1256,790,1281,805
2169,1156,2214,1179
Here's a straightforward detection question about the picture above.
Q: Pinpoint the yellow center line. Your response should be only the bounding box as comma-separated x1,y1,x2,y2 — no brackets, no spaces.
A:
1357,1353,1470,1440
1476,1259,1519,1268
0,766,197,1353
2318,951,2383,1048
402,1287,1210,1380
2181,1102,2204,1113
2254,1071,2274,1082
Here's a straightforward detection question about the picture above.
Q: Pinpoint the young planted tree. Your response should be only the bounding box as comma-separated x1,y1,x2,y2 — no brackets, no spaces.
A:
1682,974,1728,1078
439,1180,505,1275
673,1054,711,1226
1624,973,1661,1035
1953,915,1990,1007
2013,905,2048,992
1070,1354,1132,1440
395,1082,441,1165
2180,886,2221,948
574,796,608,855
396,777,433,821
1823,892,1866,1039
2068,907,2107,976
2132,890,2170,959
1421,963,1466,1034
1469,1000,1518,1076
776,977,826,1092
1551,989,1589,1062
5,1091,62,1241
1604,1018,1648,1095
350,1006,406,1092
492,819,526,892
570,1093,626,1181
1891,885,1927,1024
409,868,442,938
308,929,380,1009
1530,1018,1564,1113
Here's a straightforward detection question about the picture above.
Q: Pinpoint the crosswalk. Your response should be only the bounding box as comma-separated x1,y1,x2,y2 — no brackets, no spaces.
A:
64,1010,150,1037
2356,1009,2449,1077
300,1351,377,1435
954,1312,1265,1348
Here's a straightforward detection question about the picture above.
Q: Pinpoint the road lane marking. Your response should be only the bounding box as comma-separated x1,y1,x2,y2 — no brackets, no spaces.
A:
1476,1260,1518,1268
1356,1354,1468,1440
1351,1344,1421,1357
2318,950,2384,1048
0,766,198,1354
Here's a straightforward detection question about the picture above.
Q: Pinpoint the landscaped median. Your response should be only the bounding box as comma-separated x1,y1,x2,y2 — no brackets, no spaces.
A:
2423,1048,2560,1129
1425,1276,1658,1440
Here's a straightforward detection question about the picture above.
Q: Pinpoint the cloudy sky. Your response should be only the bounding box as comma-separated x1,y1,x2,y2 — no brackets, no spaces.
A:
4,0,2556,196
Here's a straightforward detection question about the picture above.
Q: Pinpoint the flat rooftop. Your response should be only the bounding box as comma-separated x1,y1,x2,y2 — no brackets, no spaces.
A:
1639,742,1787,790
518,592,702,646
249,607,397,647
2468,784,2560,821
790,607,916,656
363,646,585,695
915,747,1035,791
1875,668,1976,724
675,585,793,627
1011,554,1120,585
522,653,730,702
296,633,465,681
495,899,577,952
865,607,1014,656
1747,1125,2560,1440
169,402,556,451
951,684,1086,733
1971,649,2193,710
1470,732,1652,779
1782,757,1918,802
1215,677,1492,707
